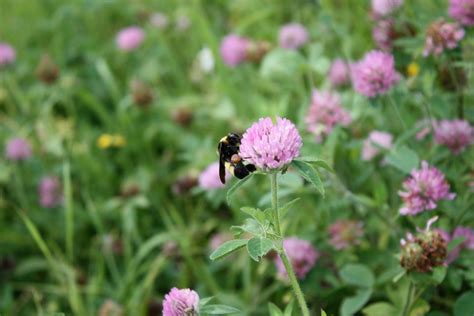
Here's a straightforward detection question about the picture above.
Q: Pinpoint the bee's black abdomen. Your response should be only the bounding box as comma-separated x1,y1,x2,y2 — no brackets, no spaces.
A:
246,164,256,172
233,164,250,179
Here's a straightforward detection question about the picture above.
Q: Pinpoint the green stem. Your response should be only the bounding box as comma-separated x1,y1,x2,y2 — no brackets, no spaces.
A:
387,95,406,131
270,173,310,316
402,279,414,316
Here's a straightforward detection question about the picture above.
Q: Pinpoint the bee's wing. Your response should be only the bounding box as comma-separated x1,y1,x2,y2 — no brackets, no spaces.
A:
219,156,226,184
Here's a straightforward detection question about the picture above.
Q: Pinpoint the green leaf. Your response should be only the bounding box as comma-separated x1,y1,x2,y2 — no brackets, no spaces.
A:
199,296,214,307
321,310,327,316
226,174,254,205
280,198,301,218
200,304,240,314
409,298,430,316
268,303,283,316
296,157,333,173
454,291,474,316
291,160,325,196
247,237,274,262
209,239,248,261
340,263,375,288
283,300,294,316
240,207,265,224
362,302,398,316
385,145,419,174
341,288,373,316
411,266,447,285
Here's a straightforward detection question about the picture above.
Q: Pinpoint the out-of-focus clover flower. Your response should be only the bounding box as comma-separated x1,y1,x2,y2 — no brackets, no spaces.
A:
453,227,474,250
305,90,351,142
274,237,319,279
328,59,350,87
172,107,194,127
246,40,271,64
5,137,32,161
97,134,126,149
373,18,395,51
361,131,393,161
439,227,474,263
239,117,302,171
329,220,364,250
198,162,228,190
351,50,400,97
162,287,199,316
130,80,153,107
398,161,455,216
434,119,473,154
0,42,15,67
172,174,198,195
116,26,145,52
407,62,420,77
372,0,403,17
197,47,215,73
175,15,191,31
423,19,464,57
449,0,474,26
219,34,250,67
415,119,432,140
36,54,59,84
98,299,124,316
150,12,169,29
400,216,447,272
278,23,309,50
38,176,63,208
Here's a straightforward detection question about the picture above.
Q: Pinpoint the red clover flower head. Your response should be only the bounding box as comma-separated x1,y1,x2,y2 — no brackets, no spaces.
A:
361,131,393,161
305,90,351,142
38,176,63,208
398,161,455,216
449,0,474,26
5,137,32,161
373,18,396,52
423,20,464,56
0,42,16,67
274,237,319,279
162,287,199,316
372,0,403,17
239,117,302,171
149,12,169,29
116,26,145,51
328,59,350,87
351,50,400,97
198,162,228,190
278,23,309,50
434,119,473,154
219,34,250,67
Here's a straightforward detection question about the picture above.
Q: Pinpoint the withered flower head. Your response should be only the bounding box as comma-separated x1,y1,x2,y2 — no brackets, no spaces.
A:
36,54,59,84
246,40,271,63
131,80,154,107
400,216,447,272
172,107,194,127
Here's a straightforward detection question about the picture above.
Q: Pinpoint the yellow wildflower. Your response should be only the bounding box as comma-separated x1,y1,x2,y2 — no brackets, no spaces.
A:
407,62,420,78
97,134,113,149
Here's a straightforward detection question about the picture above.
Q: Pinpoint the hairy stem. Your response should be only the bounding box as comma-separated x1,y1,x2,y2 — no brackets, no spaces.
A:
271,173,310,316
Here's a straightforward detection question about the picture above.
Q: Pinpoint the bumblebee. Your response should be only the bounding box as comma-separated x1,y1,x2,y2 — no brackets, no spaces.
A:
218,133,256,184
